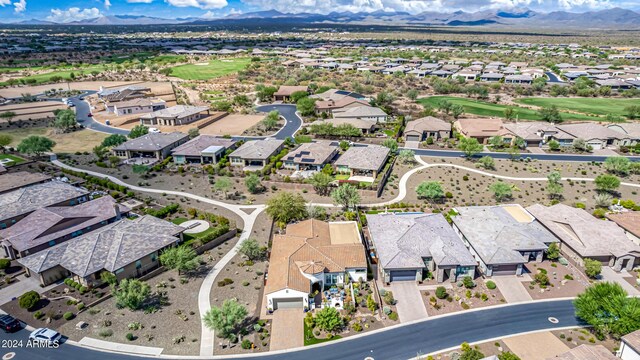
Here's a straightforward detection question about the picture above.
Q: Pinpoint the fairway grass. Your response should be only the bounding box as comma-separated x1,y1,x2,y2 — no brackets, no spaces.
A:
0,65,107,86
418,96,604,122
169,58,251,80
516,97,638,117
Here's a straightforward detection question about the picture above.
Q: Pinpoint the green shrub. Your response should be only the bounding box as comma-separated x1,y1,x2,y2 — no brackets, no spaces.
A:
76,303,85,311
461,302,470,310
126,333,135,341
98,329,113,338
18,291,40,310
435,286,448,299
486,281,496,290
352,322,363,332
462,276,475,289
79,286,88,294
241,339,252,349
0,258,10,270
33,311,44,320
63,312,74,321
388,312,399,321
481,293,488,301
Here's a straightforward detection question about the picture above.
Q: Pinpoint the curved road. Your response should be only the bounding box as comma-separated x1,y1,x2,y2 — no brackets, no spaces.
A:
1,299,580,360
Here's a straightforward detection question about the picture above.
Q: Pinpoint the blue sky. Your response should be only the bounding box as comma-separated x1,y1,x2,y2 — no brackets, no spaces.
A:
0,0,638,22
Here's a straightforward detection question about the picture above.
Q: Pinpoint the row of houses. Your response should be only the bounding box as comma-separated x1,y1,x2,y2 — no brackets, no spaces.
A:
555,63,640,89
0,169,187,287
264,204,640,311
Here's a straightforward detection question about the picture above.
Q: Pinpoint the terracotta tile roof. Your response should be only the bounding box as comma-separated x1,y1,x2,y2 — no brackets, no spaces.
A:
606,211,640,239
548,344,616,360
404,116,451,135
454,118,513,138
265,220,366,295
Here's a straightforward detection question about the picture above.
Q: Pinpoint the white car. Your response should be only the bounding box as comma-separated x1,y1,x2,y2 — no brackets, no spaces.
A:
29,328,61,345
148,127,161,133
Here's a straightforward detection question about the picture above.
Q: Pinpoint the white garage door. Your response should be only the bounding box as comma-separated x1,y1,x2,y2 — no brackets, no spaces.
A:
274,298,303,310
588,142,602,150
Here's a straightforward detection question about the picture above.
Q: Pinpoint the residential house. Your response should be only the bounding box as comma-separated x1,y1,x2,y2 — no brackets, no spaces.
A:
228,139,285,170
480,73,504,82
107,98,166,117
264,219,366,312
503,122,560,147
454,118,514,144
451,205,559,276
139,105,211,127
311,118,376,135
505,74,533,84
273,85,309,102
282,141,339,171
618,329,640,360
112,132,189,161
607,123,640,145
171,135,237,165
366,213,476,283
403,116,452,142
332,105,388,123
550,344,617,360
555,123,630,149
527,204,640,271
314,97,369,115
98,85,150,102
334,145,390,181
18,215,185,287
0,181,89,230
606,211,640,245
0,171,52,195
595,79,634,90
310,88,365,102
1,196,129,259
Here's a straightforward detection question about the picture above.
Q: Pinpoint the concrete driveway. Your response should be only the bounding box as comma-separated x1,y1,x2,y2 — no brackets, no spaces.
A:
601,267,640,295
503,331,570,360
389,282,428,323
490,276,533,303
270,309,304,351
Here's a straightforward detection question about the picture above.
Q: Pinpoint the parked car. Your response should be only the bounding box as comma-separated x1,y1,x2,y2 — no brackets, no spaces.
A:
0,314,21,333
148,127,161,133
29,328,61,345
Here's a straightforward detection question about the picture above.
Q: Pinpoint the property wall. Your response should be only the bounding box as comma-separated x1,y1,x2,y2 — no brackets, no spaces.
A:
346,268,367,282
193,229,237,255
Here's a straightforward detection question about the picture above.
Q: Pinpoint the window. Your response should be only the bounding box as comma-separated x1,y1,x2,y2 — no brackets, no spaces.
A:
151,254,157,262
115,268,124,274
135,260,142,269
354,269,366,273
48,240,56,247
325,273,338,284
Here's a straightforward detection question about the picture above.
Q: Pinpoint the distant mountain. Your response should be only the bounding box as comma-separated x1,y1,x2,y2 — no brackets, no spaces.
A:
9,7,640,28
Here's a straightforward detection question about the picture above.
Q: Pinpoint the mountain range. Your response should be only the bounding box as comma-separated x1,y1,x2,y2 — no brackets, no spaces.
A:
12,8,640,28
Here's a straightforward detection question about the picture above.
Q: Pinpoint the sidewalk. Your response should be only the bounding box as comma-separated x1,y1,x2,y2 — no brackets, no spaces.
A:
79,337,164,356
0,274,57,306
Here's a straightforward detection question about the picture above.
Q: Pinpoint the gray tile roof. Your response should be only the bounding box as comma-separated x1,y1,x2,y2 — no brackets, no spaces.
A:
527,203,640,259
229,139,284,160
18,215,184,277
113,132,189,152
0,171,52,194
171,135,237,157
335,145,390,171
283,141,338,166
367,213,476,269
0,196,129,253
0,181,89,222
452,205,558,265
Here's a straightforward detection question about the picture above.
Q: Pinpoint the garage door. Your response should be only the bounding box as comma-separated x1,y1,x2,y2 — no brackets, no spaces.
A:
273,298,303,310
492,264,518,275
390,270,416,282
406,135,421,142
588,142,602,150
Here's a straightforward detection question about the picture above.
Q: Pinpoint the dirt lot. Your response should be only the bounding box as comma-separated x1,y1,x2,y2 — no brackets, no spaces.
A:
200,114,265,137
422,279,506,316
551,328,619,353
523,261,589,300
0,81,136,98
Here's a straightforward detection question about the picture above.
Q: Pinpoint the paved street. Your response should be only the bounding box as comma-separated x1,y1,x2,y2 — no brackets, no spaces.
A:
491,275,533,303
270,309,304,351
0,299,581,360
389,282,428,323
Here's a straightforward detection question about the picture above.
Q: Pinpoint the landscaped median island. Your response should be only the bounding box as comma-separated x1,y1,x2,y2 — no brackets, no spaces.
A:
422,278,506,315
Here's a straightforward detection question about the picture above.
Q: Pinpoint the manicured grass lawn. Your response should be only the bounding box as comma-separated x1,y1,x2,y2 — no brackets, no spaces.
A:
418,96,604,122
303,322,342,346
172,217,188,225
169,58,251,80
515,97,639,117
335,174,350,180
0,154,26,165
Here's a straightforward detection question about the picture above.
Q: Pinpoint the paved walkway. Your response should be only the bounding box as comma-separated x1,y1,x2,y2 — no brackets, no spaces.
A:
79,337,164,356
503,331,570,360
491,276,533,303
0,274,57,306
601,267,640,295
270,309,304,351
527,147,546,154
389,282,428,323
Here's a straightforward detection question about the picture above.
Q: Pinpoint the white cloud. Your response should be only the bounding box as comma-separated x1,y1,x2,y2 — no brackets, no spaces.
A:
165,0,228,10
0,0,12,6
127,0,154,3
201,7,241,18
46,7,102,23
240,0,615,13
13,0,25,13
104,0,111,9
